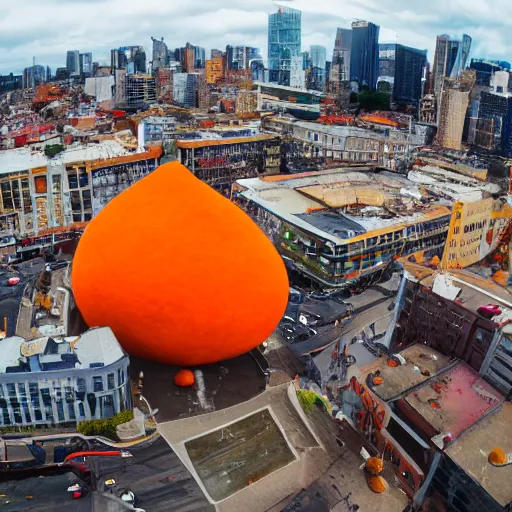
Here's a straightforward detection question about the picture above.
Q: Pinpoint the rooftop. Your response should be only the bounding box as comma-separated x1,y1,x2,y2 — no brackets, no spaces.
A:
367,344,453,402
0,139,154,175
0,327,126,374
446,401,512,507
403,361,503,438
237,169,452,244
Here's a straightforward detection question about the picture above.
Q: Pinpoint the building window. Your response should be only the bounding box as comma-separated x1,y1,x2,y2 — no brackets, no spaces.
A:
78,402,85,417
93,376,103,392
107,374,115,390
34,176,47,194
76,378,86,401
68,402,76,420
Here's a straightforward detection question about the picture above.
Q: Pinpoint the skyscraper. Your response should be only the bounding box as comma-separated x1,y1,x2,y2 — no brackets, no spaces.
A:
309,45,327,91
152,37,168,71
111,46,146,74
194,46,206,69
66,50,80,76
350,21,379,89
268,5,302,86
331,28,352,82
23,65,46,89
80,52,93,76
378,44,427,104
432,34,472,97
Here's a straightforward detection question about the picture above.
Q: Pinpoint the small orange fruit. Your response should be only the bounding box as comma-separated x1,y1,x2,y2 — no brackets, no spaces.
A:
365,457,384,476
174,369,196,387
367,475,389,493
488,448,507,465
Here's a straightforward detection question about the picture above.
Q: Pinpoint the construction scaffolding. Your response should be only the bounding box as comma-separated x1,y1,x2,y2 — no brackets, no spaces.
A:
125,75,157,108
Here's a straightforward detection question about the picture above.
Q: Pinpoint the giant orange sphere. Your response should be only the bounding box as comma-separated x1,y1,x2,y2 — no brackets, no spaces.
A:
72,162,289,366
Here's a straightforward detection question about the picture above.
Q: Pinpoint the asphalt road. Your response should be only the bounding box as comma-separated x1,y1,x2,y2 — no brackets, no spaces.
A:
91,436,213,512
0,472,91,512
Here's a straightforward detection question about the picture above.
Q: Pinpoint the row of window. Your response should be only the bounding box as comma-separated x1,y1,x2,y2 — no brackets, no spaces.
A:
0,368,124,401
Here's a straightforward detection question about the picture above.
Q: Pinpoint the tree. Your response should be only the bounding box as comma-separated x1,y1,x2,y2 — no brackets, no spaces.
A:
357,89,391,111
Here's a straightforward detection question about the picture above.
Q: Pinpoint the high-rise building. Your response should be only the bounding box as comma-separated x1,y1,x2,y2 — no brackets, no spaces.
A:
79,52,93,76
125,74,157,108
211,49,223,59
23,65,46,89
302,51,311,71
206,57,224,84
331,28,352,83
66,50,80,76
350,21,379,89
152,37,168,71
470,59,511,86
474,90,512,157
268,6,302,86
432,34,472,97
437,70,475,150
173,73,199,108
309,45,327,91
46,66,51,82
378,44,427,104
111,46,146,74
226,46,262,70
0,73,22,94
194,46,206,69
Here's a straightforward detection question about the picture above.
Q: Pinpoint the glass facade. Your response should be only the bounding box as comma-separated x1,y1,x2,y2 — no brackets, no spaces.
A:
309,45,327,91
380,44,427,104
268,6,302,86
433,34,472,97
350,21,380,89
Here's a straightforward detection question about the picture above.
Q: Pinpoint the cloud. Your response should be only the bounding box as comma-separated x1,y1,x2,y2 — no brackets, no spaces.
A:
1,0,512,75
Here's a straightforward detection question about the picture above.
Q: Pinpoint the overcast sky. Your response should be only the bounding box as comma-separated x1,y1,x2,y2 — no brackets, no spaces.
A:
1,0,512,75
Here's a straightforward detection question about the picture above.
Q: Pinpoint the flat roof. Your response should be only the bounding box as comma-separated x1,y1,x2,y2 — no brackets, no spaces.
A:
0,140,136,175
367,344,452,401
0,327,126,374
415,268,512,317
446,402,512,507
237,170,452,244
176,133,276,149
404,362,503,438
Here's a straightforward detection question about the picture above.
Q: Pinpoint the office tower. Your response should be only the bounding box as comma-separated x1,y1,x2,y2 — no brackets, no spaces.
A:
309,45,327,91
211,49,223,59
350,21,379,89
79,52,93,76
152,37,168,71
378,44,427,104
331,28,352,83
437,70,475,150
302,51,311,71
46,66,51,81
245,47,262,69
66,50,80,76
470,59,511,86
432,34,472,97
173,73,199,108
268,5,302,86
111,46,146,74
194,46,206,69
23,65,46,89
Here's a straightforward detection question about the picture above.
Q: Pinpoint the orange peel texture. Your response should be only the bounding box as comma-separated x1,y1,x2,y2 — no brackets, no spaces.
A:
72,162,289,365
488,448,507,465
367,475,389,493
